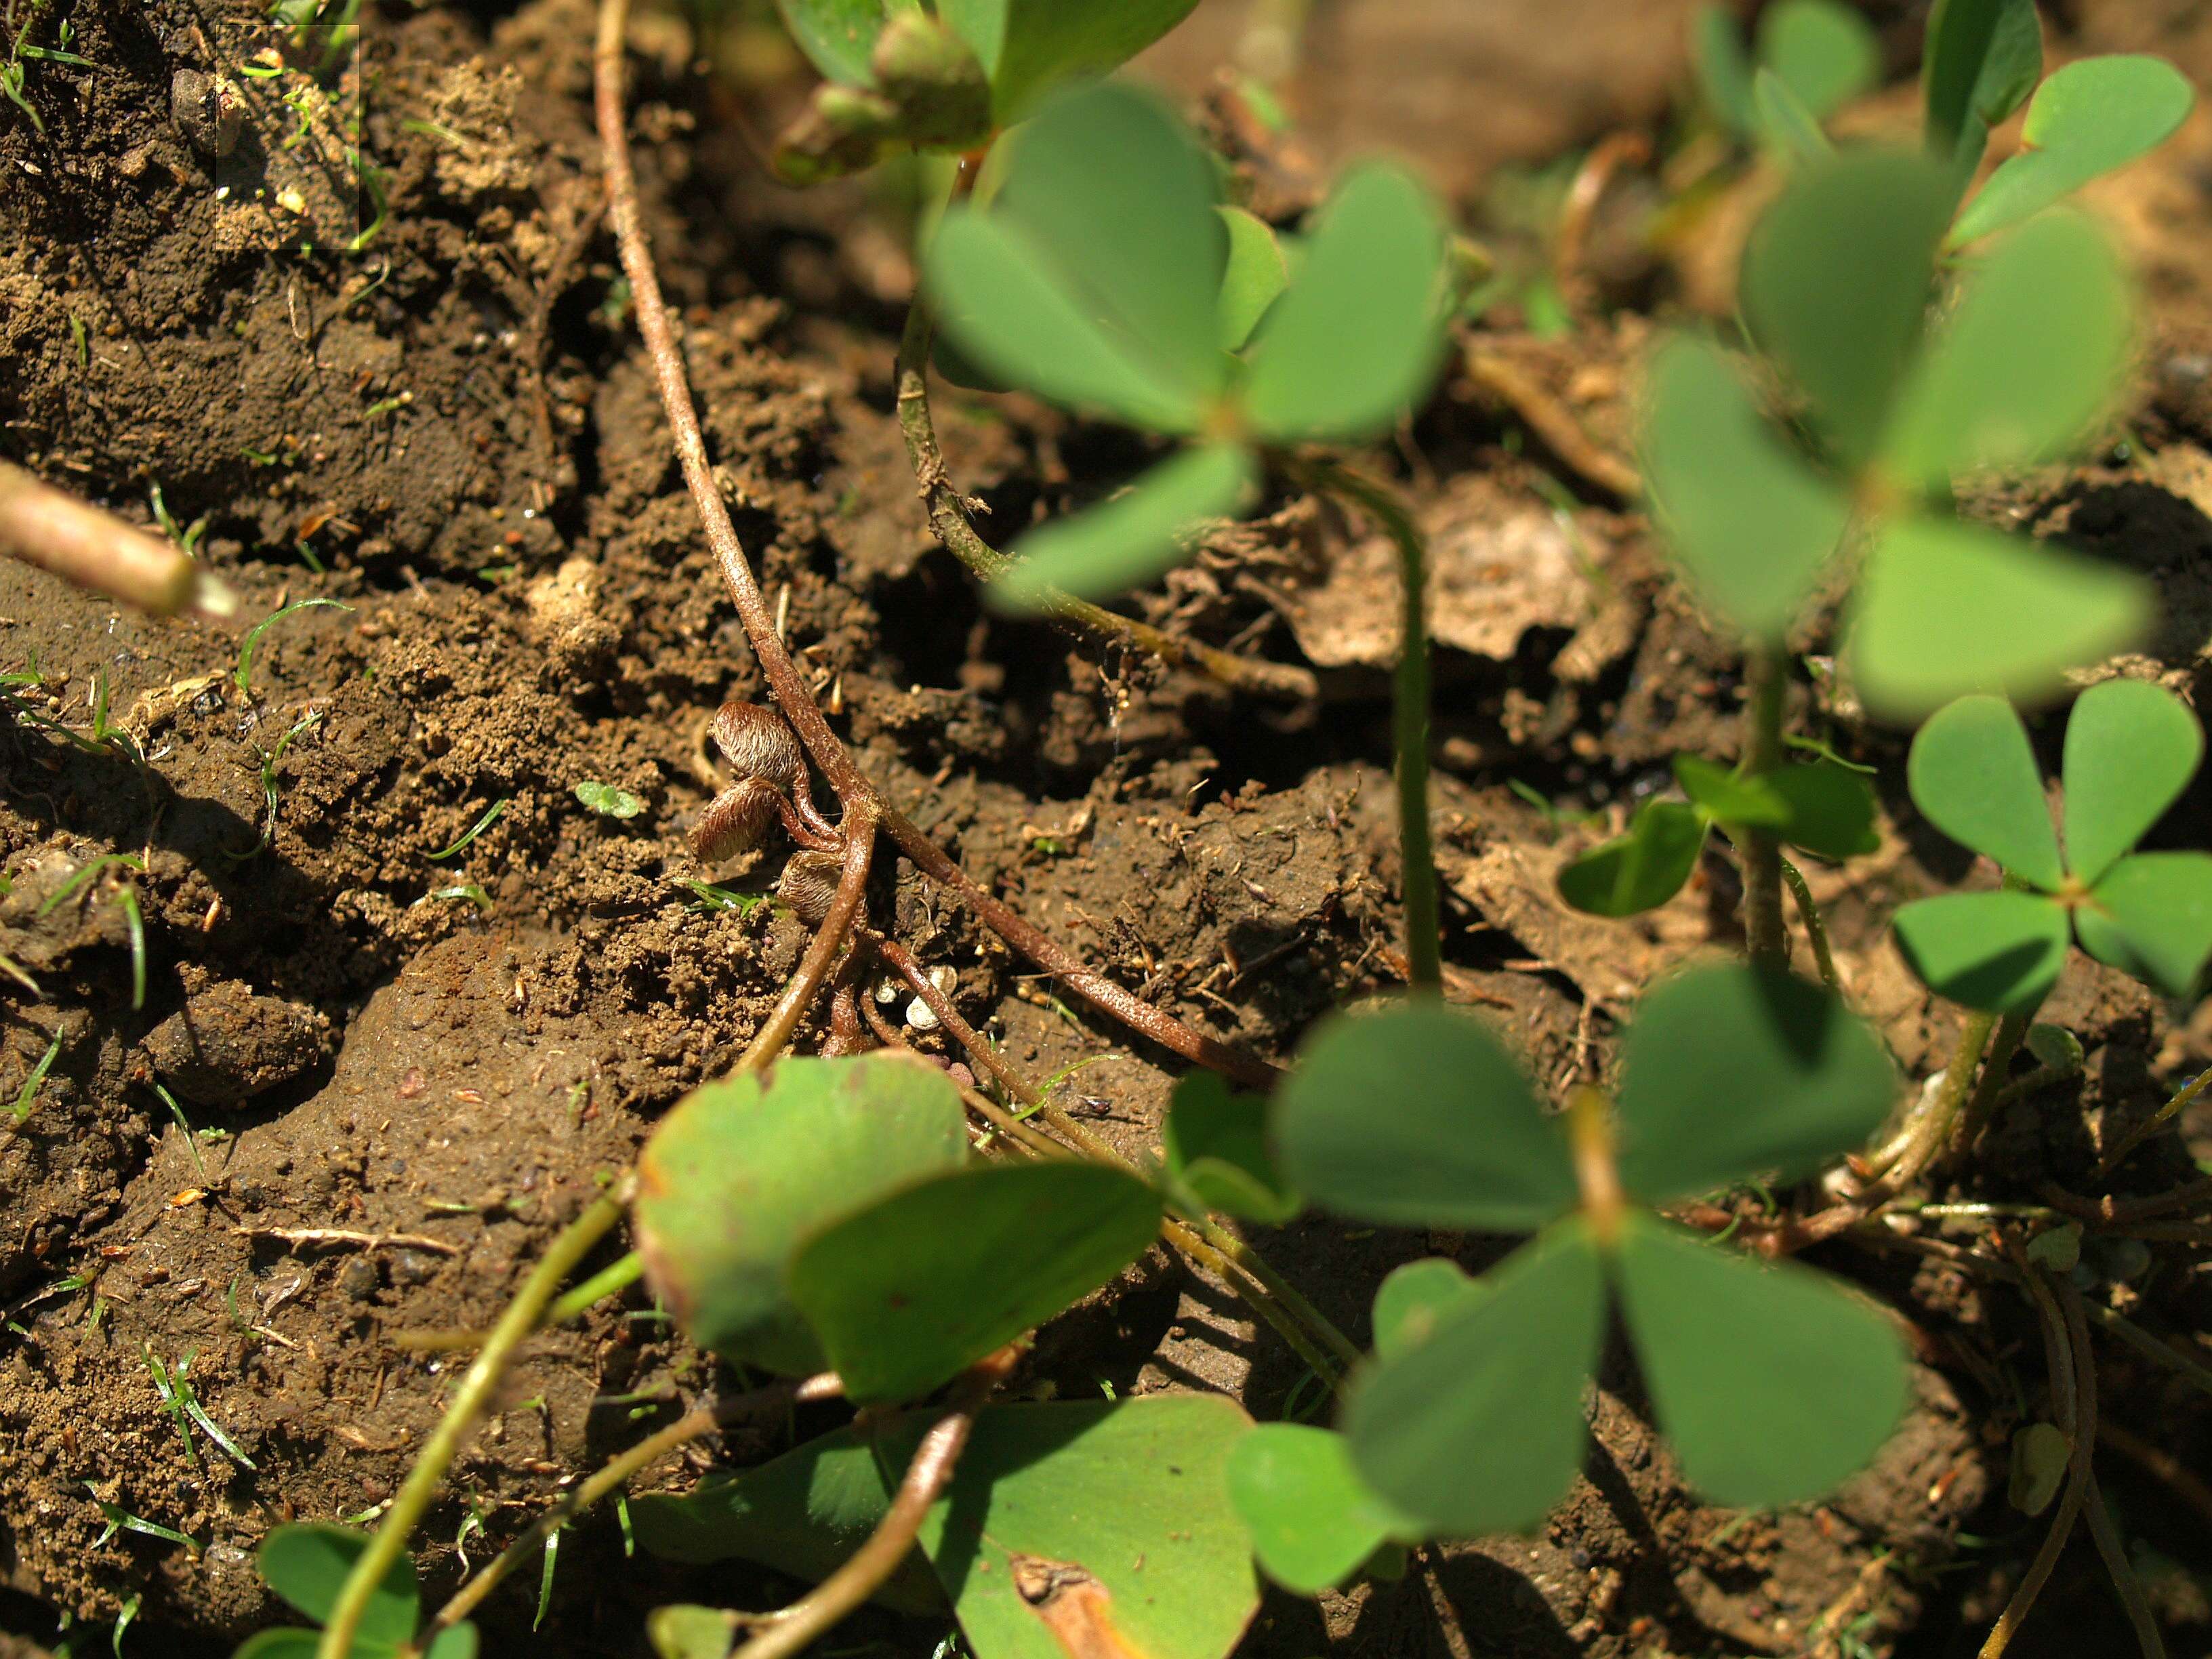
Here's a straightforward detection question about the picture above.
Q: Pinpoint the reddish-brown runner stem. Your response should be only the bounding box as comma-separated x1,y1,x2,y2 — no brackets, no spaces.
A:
595,0,1279,1087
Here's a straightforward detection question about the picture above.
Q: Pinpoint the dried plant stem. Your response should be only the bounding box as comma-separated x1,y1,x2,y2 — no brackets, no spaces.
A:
1877,1008,1999,1187
731,1353,1015,1659
1462,348,1641,500
1738,643,1788,969
1981,1245,2099,1659
894,303,1316,702
432,1372,842,1630
1777,855,1838,992
0,462,234,618
596,0,1277,1088
1285,456,1440,991
316,1183,630,1659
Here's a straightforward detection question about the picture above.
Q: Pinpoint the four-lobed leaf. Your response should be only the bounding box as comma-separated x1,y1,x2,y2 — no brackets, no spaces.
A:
1276,964,1907,1536
1895,681,2212,1010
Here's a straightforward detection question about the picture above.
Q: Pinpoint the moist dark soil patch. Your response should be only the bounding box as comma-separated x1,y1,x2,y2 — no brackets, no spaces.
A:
5,1,2212,1656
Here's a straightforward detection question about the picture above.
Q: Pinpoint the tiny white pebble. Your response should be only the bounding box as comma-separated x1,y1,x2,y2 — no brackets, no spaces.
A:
874,979,900,1005
928,965,958,994
905,998,940,1032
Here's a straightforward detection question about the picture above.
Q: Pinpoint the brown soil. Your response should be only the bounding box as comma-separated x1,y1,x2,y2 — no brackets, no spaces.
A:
3,2,2211,1656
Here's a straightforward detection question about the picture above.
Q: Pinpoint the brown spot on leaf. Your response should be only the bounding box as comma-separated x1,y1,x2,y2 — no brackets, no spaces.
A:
1008,1555,1153,1659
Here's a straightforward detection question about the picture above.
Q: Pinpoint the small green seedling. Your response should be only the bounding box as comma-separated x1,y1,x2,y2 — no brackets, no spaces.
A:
1645,146,2149,719
1923,0,2193,246
1161,1073,1301,1224
426,798,508,862
925,81,1450,607
1559,752,1877,918
1893,680,2212,1012
1264,964,1905,1539
237,1523,478,1659
237,599,353,699
769,0,1196,181
573,780,643,820
1692,0,1879,154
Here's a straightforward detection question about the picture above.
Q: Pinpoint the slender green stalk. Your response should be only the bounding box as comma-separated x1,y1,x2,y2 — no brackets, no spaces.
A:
432,1373,838,1629
1739,644,1788,968
2098,1067,2212,1178
544,1250,644,1326
1949,1012,2032,1165
316,1183,630,1659
1776,855,1837,991
1293,458,1440,991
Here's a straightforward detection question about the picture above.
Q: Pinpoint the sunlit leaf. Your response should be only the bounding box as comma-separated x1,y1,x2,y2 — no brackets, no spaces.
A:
630,1426,945,1614
1218,206,1288,350
1906,694,2064,889
1370,1258,1485,1361
913,1397,1258,1659
1881,213,2130,489
1242,162,1451,441
991,442,1255,611
1847,516,2148,720
1740,150,1955,467
1923,0,2042,163
647,1605,737,1659
424,1627,478,1659
1227,1425,1414,1593
1754,68,1835,163
1892,889,2070,1012
939,0,1200,121
1950,55,2196,247
991,83,1227,405
1612,1214,1908,1507
1759,0,1879,120
1613,966,1893,1204
1164,1073,1300,1223
257,1525,417,1652
1345,1222,1604,1536
1557,799,1707,917
2062,678,2203,886
2076,853,2212,998
632,1056,968,1374
1273,1003,1577,1231
787,1161,1162,1404
927,209,1205,432
1769,761,1881,860
1639,336,1850,638
776,0,887,88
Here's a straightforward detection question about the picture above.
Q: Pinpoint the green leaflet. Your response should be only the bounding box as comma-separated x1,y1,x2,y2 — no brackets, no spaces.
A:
631,1056,969,1375
1611,1213,1908,1507
1273,1002,1577,1231
1950,55,2195,247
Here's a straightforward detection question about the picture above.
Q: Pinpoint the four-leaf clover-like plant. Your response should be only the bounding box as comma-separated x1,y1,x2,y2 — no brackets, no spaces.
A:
1256,965,1906,1544
1895,680,2212,1013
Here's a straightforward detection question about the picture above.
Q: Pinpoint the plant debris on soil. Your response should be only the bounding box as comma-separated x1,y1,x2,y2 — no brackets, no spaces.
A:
5,1,2212,1656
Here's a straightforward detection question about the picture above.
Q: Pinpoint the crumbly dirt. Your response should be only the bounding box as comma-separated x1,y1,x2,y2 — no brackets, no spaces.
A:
3,2,2211,1656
